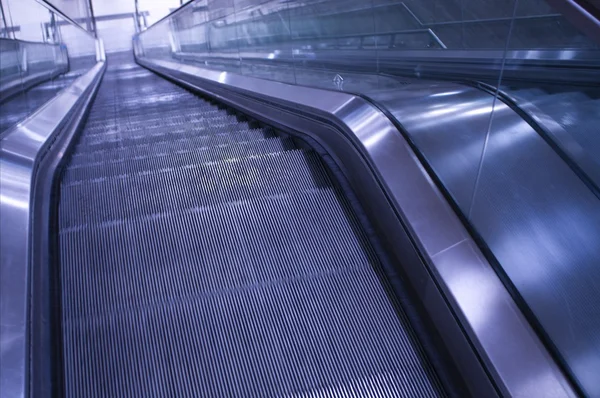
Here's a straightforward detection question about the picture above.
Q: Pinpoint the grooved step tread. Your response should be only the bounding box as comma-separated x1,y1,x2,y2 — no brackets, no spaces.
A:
84,113,246,136
84,109,234,131
62,266,438,398
59,188,373,316
59,150,332,228
74,120,258,150
69,129,276,164
63,138,295,183
81,115,251,141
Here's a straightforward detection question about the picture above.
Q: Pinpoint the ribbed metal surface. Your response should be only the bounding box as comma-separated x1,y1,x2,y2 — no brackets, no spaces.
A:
57,64,446,397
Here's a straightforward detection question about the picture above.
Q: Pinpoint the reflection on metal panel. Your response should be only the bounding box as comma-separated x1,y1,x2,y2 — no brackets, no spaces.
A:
502,86,600,195
368,84,493,211
372,84,600,397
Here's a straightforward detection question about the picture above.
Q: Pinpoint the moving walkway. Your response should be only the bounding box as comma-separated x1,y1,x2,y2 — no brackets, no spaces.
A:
56,60,452,397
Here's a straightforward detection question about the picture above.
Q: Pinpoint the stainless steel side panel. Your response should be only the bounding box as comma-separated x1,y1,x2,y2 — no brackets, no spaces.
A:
0,61,105,398
136,57,576,398
371,83,600,397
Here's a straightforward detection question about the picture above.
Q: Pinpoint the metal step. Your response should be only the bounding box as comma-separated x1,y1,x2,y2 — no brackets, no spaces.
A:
74,120,258,150
69,129,277,164
84,108,231,130
63,137,295,183
60,188,380,314
86,96,200,114
84,113,246,136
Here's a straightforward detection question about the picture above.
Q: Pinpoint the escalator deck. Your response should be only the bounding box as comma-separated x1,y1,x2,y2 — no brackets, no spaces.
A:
57,64,447,397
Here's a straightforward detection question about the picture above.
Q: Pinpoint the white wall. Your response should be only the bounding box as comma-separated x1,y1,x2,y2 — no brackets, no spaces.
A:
90,0,182,53
3,0,52,42
97,18,136,53
92,0,135,16
90,0,135,53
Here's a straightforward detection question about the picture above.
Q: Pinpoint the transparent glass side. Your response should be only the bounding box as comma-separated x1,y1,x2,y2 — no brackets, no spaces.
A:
173,2,209,59
286,0,381,91
0,0,97,136
137,17,176,63
0,38,22,84
26,42,59,73
58,15,97,73
187,0,241,73
1,0,56,134
370,0,445,51
137,0,181,27
399,0,520,49
0,38,26,133
233,0,296,84
44,0,95,32
137,0,245,74
510,0,598,49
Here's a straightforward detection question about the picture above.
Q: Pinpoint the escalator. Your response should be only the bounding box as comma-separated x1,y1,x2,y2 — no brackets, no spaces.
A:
56,61,455,397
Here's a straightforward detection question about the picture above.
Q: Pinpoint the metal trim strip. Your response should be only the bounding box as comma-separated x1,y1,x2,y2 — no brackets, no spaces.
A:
177,47,600,64
487,85,600,198
173,47,600,84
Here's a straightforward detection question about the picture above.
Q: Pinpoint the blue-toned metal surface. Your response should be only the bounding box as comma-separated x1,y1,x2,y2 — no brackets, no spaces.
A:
370,83,600,397
136,56,576,398
0,61,104,398
499,86,600,196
